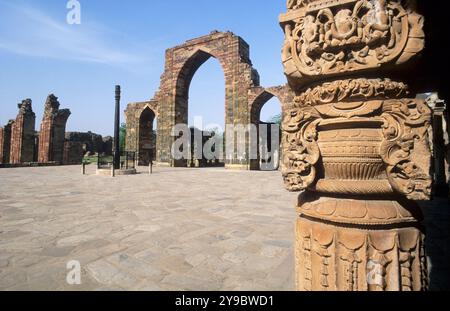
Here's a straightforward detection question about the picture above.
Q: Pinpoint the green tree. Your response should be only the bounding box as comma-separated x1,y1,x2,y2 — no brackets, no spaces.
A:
268,113,282,125
119,123,126,153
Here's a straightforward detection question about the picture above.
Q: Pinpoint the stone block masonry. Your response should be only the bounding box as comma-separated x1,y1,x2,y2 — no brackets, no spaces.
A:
126,31,293,170
38,94,71,164
0,121,14,164
0,127,3,163
65,131,111,155
10,99,36,164
63,141,84,165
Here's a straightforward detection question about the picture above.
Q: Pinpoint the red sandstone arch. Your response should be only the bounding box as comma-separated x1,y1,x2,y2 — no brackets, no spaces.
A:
154,31,260,168
124,100,159,165
126,31,294,170
248,89,283,170
173,49,229,126
138,106,157,166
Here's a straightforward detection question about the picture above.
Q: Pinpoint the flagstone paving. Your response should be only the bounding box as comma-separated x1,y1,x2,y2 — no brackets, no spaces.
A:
1,166,448,291
0,166,298,291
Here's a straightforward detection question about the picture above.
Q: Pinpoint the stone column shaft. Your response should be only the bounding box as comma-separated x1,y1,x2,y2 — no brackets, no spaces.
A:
279,0,431,291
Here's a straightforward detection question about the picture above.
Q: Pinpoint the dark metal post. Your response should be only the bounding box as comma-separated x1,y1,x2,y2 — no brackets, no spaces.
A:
114,85,121,170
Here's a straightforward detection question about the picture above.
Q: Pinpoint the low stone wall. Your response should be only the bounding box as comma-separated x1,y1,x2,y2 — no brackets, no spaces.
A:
0,162,59,168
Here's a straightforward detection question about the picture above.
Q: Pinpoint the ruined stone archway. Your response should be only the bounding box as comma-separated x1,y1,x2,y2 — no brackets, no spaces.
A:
126,31,294,170
173,49,227,126
155,31,261,169
248,86,293,170
124,100,158,166
250,91,280,171
138,107,156,166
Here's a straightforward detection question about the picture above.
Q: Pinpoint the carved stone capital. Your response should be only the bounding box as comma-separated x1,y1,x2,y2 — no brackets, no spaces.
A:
281,78,432,200
280,0,424,85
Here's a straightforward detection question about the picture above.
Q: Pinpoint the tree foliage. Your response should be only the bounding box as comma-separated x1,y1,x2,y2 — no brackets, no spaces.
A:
119,123,126,153
269,113,282,125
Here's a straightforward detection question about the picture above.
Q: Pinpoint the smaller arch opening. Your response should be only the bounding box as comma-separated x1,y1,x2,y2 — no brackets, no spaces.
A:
251,93,282,171
138,107,156,166
260,97,282,124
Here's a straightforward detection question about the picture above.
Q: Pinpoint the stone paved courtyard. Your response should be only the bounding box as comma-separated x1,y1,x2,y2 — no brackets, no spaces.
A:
0,166,298,291
1,166,449,291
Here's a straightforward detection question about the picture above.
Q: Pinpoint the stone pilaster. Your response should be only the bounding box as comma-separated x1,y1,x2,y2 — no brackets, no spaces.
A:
0,121,13,164
0,127,3,164
425,93,449,196
10,99,36,164
38,94,71,164
279,0,431,291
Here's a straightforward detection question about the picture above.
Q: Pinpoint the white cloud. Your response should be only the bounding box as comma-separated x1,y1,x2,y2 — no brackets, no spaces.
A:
0,1,147,65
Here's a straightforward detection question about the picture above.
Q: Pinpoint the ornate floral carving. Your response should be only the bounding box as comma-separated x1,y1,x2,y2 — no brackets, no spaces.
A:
282,80,432,200
282,107,321,191
281,0,424,83
295,78,409,107
297,194,424,225
380,99,432,200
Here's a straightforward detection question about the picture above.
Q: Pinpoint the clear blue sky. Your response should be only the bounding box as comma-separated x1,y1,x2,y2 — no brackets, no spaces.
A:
0,0,286,136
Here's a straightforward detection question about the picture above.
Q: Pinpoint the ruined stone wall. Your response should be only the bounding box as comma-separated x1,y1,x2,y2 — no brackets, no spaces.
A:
10,99,36,164
125,100,158,166
38,94,71,163
65,132,106,154
63,141,84,165
0,127,3,164
125,101,158,152
102,136,113,156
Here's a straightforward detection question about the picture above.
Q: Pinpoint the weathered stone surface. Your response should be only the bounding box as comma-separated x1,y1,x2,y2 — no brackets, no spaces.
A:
126,31,289,170
63,141,84,165
0,166,297,291
10,99,36,164
125,101,158,166
65,131,109,155
38,94,71,164
279,0,432,291
0,120,14,164
280,0,425,85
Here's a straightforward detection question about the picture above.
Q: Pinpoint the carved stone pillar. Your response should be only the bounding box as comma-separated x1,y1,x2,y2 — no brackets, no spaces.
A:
280,0,432,291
